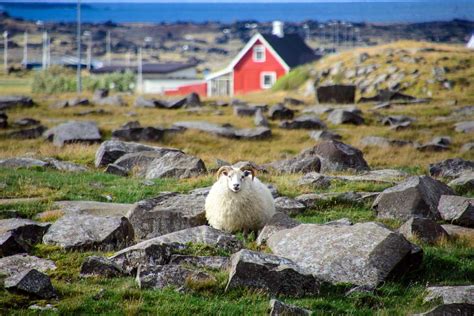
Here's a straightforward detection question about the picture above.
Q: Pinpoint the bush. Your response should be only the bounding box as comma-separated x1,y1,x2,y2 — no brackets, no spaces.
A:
32,66,136,94
272,66,310,91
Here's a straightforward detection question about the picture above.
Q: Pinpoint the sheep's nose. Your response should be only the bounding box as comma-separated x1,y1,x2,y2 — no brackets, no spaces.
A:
233,184,240,190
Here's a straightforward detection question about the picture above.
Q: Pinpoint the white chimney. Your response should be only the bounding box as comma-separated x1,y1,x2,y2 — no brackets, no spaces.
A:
272,21,284,38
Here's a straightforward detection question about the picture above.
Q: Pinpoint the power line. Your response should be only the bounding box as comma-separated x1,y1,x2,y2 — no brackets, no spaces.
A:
77,0,82,94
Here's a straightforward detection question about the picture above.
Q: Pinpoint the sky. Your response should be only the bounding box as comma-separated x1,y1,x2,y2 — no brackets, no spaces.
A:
0,0,434,3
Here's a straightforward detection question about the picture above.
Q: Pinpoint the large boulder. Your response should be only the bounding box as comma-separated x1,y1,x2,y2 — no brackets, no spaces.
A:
268,154,321,174
267,222,415,287
0,95,34,110
0,219,50,257
327,109,364,125
280,116,327,130
43,121,101,147
43,215,134,251
109,226,242,274
4,269,57,299
0,254,56,279
106,151,168,177
274,197,307,216
269,104,294,120
52,200,132,217
94,140,181,167
438,195,474,227
429,158,474,178
144,151,206,179
441,224,474,241
256,212,300,246
448,171,474,192
136,264,214,290
316,85,356,104
303,140,370,173
398,217,448,244
169,255,229,270
373,176,455,220
225,249,319,297
127,192,207,240
425,285,474,305
415,304,474,316
80,256,126,278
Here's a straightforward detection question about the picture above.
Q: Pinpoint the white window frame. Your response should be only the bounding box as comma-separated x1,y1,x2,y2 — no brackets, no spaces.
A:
260,71,277,89
253,45,266,62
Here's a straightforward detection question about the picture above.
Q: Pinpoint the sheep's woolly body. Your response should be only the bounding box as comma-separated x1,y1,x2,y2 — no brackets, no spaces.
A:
205,176,275,232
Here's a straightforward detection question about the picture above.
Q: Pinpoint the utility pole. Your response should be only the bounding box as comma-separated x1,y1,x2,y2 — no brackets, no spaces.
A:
3,31,7,74
84,30,91,70
137,47,143,94
47,35,51,68
42,32,47,69
76,0,82,94
106,30,111,65
126,51,131,67
23,31,28,67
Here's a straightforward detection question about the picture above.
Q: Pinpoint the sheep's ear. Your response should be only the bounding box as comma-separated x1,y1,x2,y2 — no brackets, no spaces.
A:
242,166,256,180
216,166,232,180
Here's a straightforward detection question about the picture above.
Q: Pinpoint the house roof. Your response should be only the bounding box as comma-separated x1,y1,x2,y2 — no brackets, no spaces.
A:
91,62,197,74
260,33,319,68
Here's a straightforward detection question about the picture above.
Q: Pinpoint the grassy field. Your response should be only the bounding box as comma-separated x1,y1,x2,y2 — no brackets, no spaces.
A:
0,41,473,314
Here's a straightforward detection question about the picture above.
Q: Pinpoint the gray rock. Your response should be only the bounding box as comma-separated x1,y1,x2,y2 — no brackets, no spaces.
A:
80,256,126,278
109,151,170,177
0,219,50,257
43,121,101,147
274,197,307,216
416,143,449,152
53,200,132,217
233,127,272,140
136,264,214,290
112,126,166,142
4,269,57,299
126,192,207,240
398,217,448,244
297,172,331,188
431,136,451,147
44,158,88,172
254,109,269,127
448,171,474,191
95,140,181,167
325,218,353,226
361,136,412,148
94,95,126,107
425,285,474,304
7,125,47,139
269,299,312,316
284,97,305,106
455,121,474,133
105,164,129,176
267,222,415,287
134,96,159,108
269,104,294,120
144,151,206,179
280,116,327,130
414,304,474,316
268,154,321,174
169,255,229,270
225,249,319,297
316,85,356,104
461,142,474,153
305,140,370,173
110,226,242,274
373,176,455,220
0,254,56,279
256,212,300,246
43,215,134,251
0,111,7,128
429,158,474,178
234,105,258,117
0,157,48,169
438,195,474,227
441,224,474,240
0,95,34,110
173,121,271,140
328,109,364,125
309,130,342,141
67,97,90,107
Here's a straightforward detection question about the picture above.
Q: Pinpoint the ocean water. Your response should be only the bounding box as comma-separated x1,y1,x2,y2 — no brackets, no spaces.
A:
0,1,473,23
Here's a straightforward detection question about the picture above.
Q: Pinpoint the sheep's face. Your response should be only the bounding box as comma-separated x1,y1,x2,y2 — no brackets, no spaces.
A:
217,166,255,193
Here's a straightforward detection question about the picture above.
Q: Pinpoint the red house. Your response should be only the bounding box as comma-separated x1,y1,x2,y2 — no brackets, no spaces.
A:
165,22,318,97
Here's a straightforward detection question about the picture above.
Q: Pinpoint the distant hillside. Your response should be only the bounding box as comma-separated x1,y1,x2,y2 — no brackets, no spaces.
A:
274,41,474,100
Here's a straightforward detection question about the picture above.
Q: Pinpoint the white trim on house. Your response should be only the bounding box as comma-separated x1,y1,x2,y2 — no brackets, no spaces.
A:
253,44,266,62
260,71,277,89
205,67,232,81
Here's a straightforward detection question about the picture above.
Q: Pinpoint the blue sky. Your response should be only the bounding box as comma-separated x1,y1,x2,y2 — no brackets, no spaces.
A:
0,0,432,3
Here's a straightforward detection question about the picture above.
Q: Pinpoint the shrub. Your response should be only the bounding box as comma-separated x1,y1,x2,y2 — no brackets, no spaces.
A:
272,66,310,91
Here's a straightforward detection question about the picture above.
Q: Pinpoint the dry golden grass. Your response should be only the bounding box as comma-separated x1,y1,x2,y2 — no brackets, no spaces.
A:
35,209,64,222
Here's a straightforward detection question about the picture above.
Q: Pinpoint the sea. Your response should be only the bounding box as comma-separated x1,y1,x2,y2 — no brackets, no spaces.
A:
0,1,473,24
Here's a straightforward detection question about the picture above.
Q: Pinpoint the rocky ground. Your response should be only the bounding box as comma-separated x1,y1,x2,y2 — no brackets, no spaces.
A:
0,41,473,314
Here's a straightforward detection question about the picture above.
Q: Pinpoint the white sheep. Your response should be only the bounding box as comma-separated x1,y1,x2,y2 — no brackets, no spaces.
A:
205,164,276,233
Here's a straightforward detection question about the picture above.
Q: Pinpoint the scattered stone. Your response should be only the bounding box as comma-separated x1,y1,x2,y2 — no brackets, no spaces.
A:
309,130,342,141
234,105,258,117
68,97,90,107
43,121,101,147
0,95,34,110
461,142,474,153
0,157,48,169
127,192,207,239
280,116,327,130
438,195,474,227
105,163,129,176
43,215,134,251
112,126,167,142
359,90,416,103
316,85,356,104
268,153,321,174
274,197,307,216
95,140,181,167
0,111,7,128
12,118,40,128
448,171,474,191
7,125,47,139
225,249,319,297
169,255,229,270
425,285,474,304
268,222,415,287
414,304,474,316
325,218,353,226
94,95,126,107
333,169,408,183
269,104,294,120
134,96,158,108
110,226,242,274
74,109,111,116
80,256,126,278
233,127,272,140
269,299,312,316
136,264,214,290
4,269,57,299
429,158,474,178
328,109,364,125
254,109,269,127
256,212,300,246
52,200,132,217
381,115,415,127
0,219,50,257
398,217,448,244
284,97,305,106
0,254,56,278
145,151,206,179
173,121,271,140
416,142,449,152
455,121,474,133
297,172,331,188
361,136,412,148
44,158,88,172
373,176,455,220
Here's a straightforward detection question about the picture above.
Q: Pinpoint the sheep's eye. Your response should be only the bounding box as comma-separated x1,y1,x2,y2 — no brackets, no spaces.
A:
223,172,228,176
243,170,251,177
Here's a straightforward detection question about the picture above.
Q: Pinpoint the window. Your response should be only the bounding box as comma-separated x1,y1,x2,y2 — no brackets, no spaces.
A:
253,45,265,62
260,72,277,89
